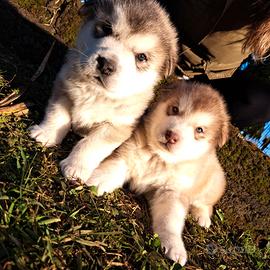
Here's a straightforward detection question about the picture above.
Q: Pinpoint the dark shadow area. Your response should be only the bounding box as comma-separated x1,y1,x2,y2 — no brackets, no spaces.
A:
0,0,67,111
159,0,254,45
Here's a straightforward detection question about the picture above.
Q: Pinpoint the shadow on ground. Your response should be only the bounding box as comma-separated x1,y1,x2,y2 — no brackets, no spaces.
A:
0,0,67,110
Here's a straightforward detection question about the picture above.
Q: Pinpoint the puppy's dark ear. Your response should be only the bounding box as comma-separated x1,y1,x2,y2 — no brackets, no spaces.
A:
78,2,96,17
217,121,230,148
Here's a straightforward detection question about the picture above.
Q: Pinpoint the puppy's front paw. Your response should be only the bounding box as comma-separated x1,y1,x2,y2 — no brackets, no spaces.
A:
162,236,187,266
191,204,212,228
87,171,115,196
60,157,92,182
197,215,211,228
29,125,59,147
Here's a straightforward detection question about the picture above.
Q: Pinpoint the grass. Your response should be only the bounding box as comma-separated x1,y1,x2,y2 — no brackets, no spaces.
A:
0,115,175,269
0,1,270,269
0,78,269,269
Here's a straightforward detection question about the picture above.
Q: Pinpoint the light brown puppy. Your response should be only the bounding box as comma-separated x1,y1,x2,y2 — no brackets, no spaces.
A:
29,0,178,182
88,80,230,265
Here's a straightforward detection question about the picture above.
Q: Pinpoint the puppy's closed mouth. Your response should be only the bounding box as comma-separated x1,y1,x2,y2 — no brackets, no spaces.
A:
159,141,173,151
94,75,106,88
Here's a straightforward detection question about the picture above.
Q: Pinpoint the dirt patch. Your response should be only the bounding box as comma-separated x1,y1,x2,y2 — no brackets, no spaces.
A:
9,0,82,45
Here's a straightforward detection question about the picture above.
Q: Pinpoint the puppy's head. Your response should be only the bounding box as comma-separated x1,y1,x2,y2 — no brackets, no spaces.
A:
145,81,230,163
73,0,178,99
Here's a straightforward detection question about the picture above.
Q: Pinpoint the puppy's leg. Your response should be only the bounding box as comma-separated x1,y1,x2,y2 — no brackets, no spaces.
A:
60,123,132,182
191,202,212,228
86,157,129,196
150,191,188,266
191,173,225,228
29,86,71,147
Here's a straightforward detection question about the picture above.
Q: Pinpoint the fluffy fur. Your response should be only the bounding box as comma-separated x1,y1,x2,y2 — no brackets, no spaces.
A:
29,0,178,181
244,0,270,59
87,80,230,265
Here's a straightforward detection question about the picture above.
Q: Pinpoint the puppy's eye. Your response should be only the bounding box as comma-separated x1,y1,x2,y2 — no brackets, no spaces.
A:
167,105,179,116
136,53,148,62
94,22,112,38
196,127,204,133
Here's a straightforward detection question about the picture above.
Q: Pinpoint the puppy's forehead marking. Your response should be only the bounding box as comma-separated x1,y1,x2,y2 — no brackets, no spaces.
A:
113,5,130,35
166,94,215,126
178,95,190,107
113,5,158,52
127,34,158,52
188,112,214,126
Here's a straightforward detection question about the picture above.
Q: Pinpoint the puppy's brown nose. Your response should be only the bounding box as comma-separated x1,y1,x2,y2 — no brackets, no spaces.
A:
96,56,116,76
165,130,179,144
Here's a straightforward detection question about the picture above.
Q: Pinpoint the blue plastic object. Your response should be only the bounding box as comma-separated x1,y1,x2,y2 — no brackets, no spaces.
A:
239,60,250,71
80,0,92,4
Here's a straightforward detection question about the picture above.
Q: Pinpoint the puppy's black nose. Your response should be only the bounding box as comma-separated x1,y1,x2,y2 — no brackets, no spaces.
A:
165,130,179,144
96,56,116,76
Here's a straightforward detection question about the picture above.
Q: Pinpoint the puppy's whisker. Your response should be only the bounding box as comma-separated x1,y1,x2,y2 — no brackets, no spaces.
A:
71,62,89,70
98,18,112,26
72,61,89,66
70,48,89,59
82,41,89,55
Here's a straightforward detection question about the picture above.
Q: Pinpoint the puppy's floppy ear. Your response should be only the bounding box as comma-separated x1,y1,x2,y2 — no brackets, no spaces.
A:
164,52,177,78
78,1,96,17
217,120,230,148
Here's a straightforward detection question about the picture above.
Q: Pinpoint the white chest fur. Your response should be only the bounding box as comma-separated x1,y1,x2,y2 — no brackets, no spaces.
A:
129,151,200,194
66,81,153,130
71,99,136,132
